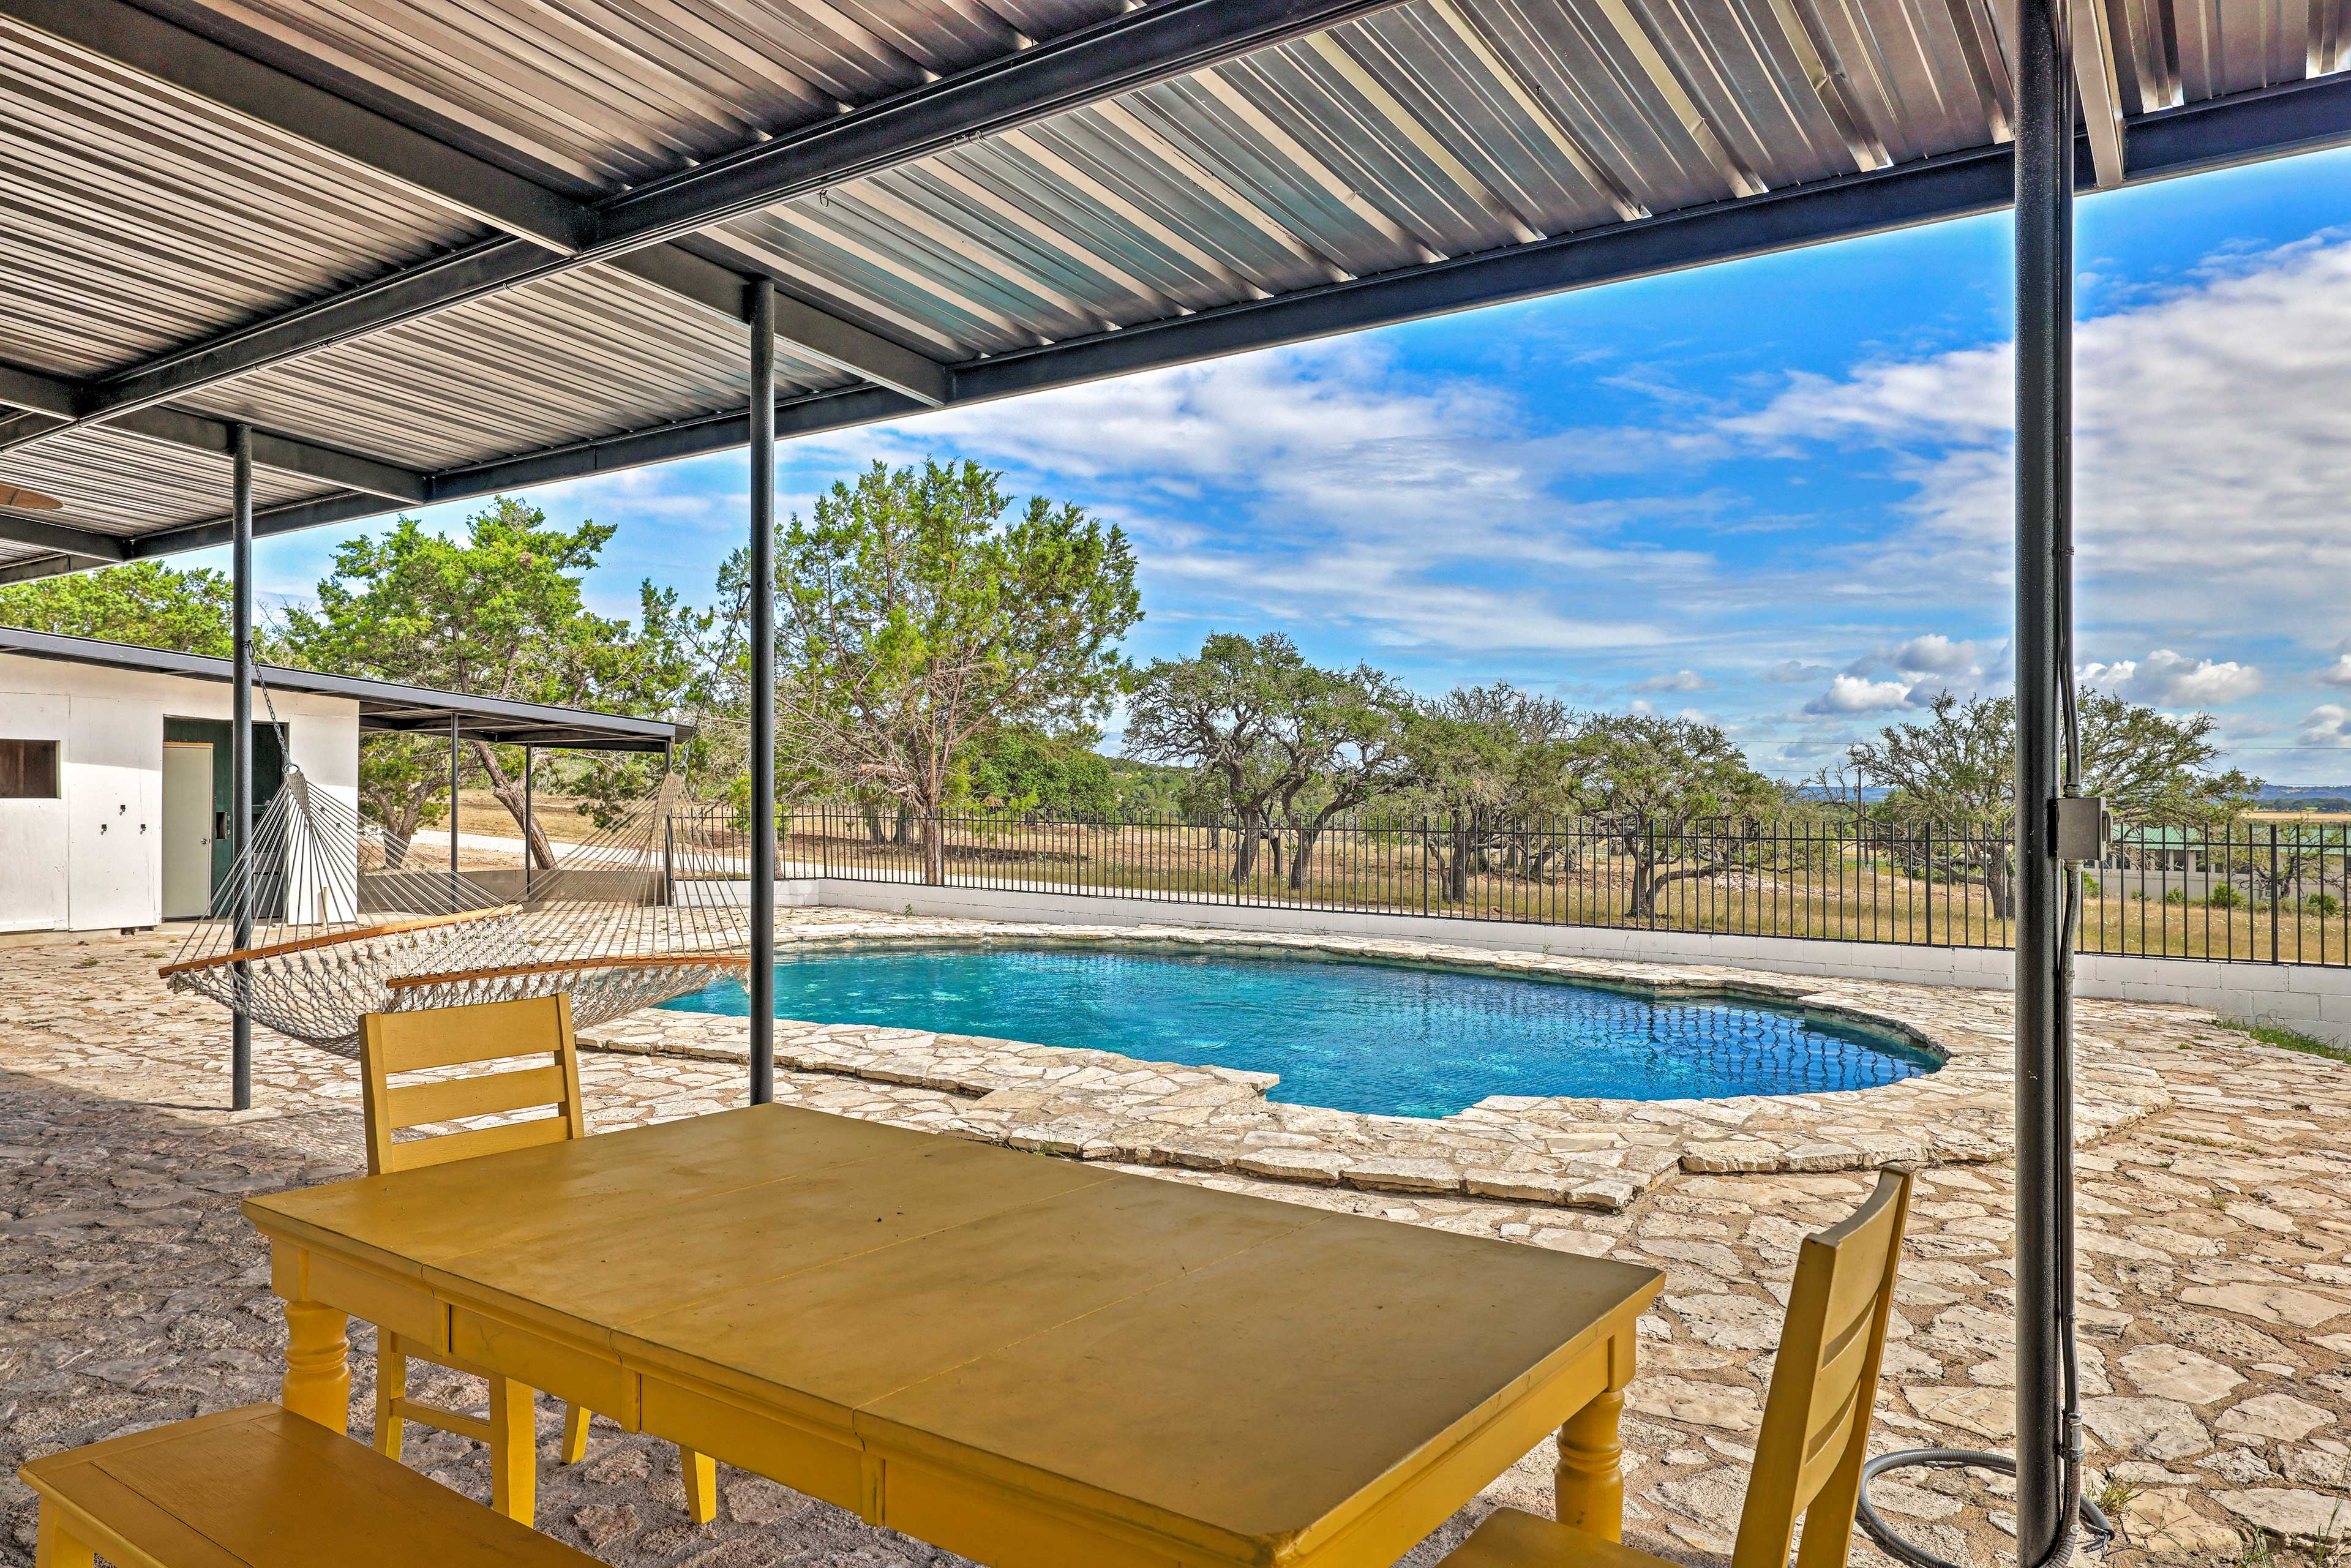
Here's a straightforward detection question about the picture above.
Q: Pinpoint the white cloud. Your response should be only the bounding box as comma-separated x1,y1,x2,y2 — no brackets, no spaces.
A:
1805,674,1914,714
1725,235,2351,651
827,339,1711,656
1766,659,1828,683
1636,669,1708,692
2319,655,2351,689
2079,648,2262,707
1891,634,1980,676
2300,705,2351,749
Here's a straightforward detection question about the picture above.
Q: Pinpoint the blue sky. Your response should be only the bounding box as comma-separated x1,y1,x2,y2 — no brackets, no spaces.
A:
219,144,2351,781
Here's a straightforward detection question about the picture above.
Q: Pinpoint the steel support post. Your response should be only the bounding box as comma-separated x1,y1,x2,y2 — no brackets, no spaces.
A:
522,745,533,902
449,713,461,893
230,422,253,1112
2014,0,2077,1557
749,279,777,1106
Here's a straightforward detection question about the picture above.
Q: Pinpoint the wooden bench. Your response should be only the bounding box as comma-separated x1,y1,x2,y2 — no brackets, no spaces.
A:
17,1404,599,1567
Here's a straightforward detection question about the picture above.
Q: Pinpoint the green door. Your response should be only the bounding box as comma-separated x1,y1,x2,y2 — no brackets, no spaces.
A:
162,718,286,899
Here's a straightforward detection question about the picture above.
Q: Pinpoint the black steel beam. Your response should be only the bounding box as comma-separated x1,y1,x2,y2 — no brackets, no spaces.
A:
36,0,1409,433
103,72,2351,567
0,511,128,562
0,359,428,500
605,242,951,406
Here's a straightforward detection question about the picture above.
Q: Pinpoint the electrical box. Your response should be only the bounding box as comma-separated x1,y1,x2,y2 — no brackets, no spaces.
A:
2052,795,2111,863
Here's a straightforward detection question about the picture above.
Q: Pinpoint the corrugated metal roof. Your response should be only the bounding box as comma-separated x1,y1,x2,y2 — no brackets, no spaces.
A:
0,0,2344,574
0,12,481,379
178,265,853,471
0,627,684,748
0,422,336,533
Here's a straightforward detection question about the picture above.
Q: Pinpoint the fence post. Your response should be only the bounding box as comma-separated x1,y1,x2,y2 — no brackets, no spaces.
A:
2271,821,2281,964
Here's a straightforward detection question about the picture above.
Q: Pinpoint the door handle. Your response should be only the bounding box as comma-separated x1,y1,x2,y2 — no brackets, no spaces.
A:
215,810,230,839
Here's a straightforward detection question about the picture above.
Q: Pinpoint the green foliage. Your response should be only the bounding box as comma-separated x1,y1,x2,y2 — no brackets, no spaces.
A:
1576,713,1790,915
768,459,1142,881
2206,882,2244,909
1104,757,1194,817
2164,887,2188,906
1399,684,1582,823
0,560,236,655
957,729,1115,816
1851,689,2258,830
2311,892,2341,917
2218,1016,2351,1064
276,498,686,857
1126,631,1411,883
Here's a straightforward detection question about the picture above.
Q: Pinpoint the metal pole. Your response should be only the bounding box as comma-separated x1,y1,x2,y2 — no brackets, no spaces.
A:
749,278,778,1106
230,423,253,1113
522,745,534,902
2014,0,2075,1555
449,713,462,895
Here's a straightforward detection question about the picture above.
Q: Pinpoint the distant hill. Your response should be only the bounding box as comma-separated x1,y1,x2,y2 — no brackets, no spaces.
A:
2257,784,2351,799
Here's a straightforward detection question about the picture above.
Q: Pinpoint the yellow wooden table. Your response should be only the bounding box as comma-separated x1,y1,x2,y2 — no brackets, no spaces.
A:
245,1106,1662,1568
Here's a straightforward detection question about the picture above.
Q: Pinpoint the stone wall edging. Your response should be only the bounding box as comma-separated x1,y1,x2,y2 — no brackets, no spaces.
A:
583,911,2186,1212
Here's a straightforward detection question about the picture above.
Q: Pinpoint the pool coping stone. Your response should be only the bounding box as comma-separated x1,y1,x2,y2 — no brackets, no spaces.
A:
579,913,2180,1212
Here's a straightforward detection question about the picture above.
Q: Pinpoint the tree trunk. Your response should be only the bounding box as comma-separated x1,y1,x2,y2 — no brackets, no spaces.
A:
861,803,886,844
1445,821,1472,902
921,812,945,885
468,740,557,869
378,794,427,871
1986,850,2015,921
1286,821,1327,891
1231,811,1263,883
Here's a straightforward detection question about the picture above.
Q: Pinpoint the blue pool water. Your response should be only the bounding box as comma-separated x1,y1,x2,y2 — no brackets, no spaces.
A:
661,943,1937,1119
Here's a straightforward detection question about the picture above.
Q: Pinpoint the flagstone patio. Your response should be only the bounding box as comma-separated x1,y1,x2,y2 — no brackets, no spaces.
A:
1,910,2346,1568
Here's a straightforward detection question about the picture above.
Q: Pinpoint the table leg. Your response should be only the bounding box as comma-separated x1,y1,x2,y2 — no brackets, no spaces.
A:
487,1375,538,1526
682,1447,718,1525
34,1507,94,1568
280,1299,351,1433
1555,1387,1628,1542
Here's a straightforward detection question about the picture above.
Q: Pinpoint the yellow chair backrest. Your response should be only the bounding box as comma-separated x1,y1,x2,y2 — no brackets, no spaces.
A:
1731,1165,1915,1568
358,994,587,1176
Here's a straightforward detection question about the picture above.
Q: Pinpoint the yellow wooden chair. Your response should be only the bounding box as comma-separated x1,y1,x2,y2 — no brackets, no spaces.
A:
1444,1166,1915,1568
359,994,718,1528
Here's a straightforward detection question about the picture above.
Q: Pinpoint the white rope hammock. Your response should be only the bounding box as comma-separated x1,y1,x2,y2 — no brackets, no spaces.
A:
162,679,751,1057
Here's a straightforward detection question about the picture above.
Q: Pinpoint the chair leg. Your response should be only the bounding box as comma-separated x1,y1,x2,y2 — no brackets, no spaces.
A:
373,1329,407,1460
486,1375,538,1526
682,1447,718,1525
34,1507,94,1568
560,1401,591,1465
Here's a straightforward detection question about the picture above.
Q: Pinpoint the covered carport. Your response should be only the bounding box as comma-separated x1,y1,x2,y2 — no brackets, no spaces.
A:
2,0,2347,1559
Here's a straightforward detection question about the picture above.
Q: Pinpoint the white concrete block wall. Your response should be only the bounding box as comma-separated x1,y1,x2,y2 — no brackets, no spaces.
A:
0,653,359,933
803,877,2351,1045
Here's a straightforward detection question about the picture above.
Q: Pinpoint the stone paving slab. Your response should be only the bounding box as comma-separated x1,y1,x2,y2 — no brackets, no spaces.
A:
584,918,2174,1212
1,911,2347,1568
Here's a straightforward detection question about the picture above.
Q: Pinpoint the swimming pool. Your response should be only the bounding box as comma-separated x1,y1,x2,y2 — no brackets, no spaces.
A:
660,942,1937,1119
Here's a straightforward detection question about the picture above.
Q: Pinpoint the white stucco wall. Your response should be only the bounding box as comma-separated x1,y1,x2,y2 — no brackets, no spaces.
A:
0,653,359,934
800,877,2351,1046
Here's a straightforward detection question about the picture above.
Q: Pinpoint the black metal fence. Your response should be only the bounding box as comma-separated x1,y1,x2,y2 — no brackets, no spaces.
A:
662,805,2351,966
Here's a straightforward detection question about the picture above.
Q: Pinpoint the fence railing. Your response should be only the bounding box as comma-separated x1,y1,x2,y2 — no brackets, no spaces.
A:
661,805,2351,967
